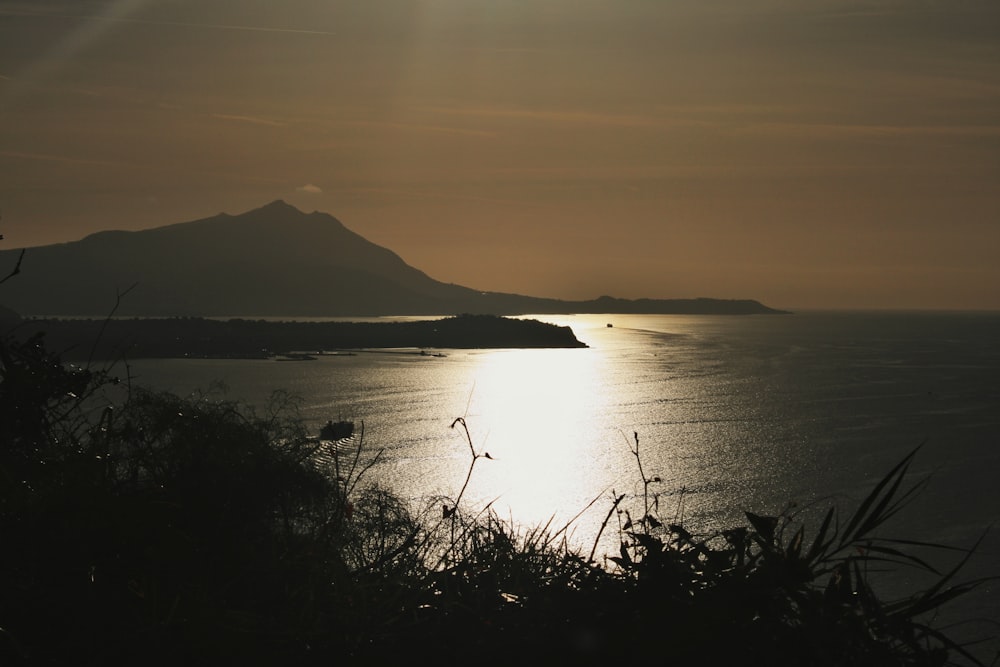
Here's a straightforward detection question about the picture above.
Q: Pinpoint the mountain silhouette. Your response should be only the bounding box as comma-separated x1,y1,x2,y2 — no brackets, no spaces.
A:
0,201,787,317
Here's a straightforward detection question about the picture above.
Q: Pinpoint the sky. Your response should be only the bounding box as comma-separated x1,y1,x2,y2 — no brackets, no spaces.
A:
1,0,998,311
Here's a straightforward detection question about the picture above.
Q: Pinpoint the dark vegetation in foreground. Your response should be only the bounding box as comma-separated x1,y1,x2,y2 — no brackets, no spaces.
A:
10,313,586,360
1,332,994,666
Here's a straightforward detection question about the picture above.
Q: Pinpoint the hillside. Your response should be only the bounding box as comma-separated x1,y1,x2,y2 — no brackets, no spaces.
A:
0,201,788,317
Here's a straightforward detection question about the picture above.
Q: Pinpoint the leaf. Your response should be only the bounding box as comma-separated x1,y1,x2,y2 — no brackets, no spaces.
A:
787,526,804,559
891,531,992,620
805,507,837,564
840,445,921,548
619,542,633,565
746,512,779,543
854,544,940,574
898,581,988,620
633,532,663,552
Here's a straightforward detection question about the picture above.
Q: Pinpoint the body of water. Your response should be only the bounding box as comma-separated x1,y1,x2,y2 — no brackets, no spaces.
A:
120,311,1000,648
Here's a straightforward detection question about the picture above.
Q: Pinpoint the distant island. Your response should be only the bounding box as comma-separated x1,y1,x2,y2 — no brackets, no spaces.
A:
14,314,587,360
0,201,789,318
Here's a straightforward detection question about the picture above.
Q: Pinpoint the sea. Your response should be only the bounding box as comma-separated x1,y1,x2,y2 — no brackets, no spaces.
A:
118,311,1000,655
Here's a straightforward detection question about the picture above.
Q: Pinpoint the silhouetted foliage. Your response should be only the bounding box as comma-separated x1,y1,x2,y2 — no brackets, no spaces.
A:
0,327,991,666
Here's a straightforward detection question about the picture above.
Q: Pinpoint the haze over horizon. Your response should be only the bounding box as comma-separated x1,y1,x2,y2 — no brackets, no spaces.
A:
2,1,998,311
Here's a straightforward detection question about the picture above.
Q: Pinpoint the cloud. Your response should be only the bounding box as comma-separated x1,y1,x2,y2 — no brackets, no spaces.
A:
296,184,323,194
0,149,129,168
346,120,497,138
422,105,664,129
0,6,340,37
211,113,286,127
730,121,1000,140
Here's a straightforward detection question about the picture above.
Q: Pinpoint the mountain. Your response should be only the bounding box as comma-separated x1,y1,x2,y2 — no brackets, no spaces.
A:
0,201,788,317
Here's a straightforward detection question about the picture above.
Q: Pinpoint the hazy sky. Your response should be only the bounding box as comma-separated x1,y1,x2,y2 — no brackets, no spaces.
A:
2,0,998,310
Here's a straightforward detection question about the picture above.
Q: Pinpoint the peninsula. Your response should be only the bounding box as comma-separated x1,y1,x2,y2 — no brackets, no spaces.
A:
14,314,587,360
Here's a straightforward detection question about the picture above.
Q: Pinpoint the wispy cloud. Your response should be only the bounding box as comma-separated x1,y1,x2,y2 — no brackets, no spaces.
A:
422,105,665,129
211,113,287,127
0,149,290,185
347,120,497,138
346,186,523,206
4,8,340,37
0,150,130,168
731,121,1000,139
101,16,339,37
296,184,322,194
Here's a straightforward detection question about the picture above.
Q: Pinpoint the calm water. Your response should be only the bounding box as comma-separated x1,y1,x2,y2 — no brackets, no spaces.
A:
121,311,1000,644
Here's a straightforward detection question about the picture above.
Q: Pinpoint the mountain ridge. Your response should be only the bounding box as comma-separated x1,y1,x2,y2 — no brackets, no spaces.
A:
0,201,789,317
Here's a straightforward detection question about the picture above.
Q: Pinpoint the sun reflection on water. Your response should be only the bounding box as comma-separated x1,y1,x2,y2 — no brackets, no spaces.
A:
455,347,620,534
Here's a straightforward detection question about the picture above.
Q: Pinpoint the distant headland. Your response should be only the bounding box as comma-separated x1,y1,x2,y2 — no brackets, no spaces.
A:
14,314,587,360
0,201,789,318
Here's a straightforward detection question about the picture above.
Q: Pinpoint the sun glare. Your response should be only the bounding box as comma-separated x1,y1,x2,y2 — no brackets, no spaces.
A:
459,347,615,532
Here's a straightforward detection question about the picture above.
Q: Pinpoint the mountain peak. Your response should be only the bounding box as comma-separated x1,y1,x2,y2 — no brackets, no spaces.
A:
254,199,302,215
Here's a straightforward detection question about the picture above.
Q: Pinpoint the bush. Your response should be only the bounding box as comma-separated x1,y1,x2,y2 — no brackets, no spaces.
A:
0,335,346,663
